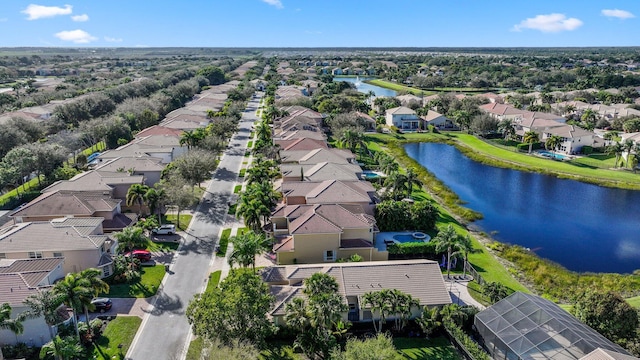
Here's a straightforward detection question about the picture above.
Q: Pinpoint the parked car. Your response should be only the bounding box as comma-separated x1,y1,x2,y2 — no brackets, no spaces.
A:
152,224,176,235
91,298,112,313
124,249,152,262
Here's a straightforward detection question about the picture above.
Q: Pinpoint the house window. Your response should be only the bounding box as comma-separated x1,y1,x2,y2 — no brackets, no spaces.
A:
28,251,43,259
103,267,111,277
53,252,63,258
324,250,335,261
0,253,6,259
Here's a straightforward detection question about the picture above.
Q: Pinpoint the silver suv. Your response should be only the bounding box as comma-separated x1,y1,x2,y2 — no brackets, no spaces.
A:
152,224,176,235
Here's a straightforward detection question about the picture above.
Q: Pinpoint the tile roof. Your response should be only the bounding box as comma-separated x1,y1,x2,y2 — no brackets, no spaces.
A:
280,162,361,182
0,218,107,253
280,148,355,165
0,258,63,305
273,204,376,237
275,138,329,151
93,156,165,173
277,130,327,141
386,106,416,115
262,260,452,315
280,180,375,204
10,191,119,218
43,171,144,194
135,125,183,138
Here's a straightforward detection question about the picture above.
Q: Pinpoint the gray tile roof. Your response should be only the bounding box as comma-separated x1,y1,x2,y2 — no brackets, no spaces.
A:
10,191,119,218
0,258,63,306
0,218,106,253
43,171,143,194
262,260,452,311
94,156,165,173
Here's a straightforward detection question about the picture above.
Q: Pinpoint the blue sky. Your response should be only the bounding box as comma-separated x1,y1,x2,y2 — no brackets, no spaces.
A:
0,1,638,47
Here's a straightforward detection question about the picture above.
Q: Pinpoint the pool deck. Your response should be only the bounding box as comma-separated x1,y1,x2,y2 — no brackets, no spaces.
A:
375,231,430,251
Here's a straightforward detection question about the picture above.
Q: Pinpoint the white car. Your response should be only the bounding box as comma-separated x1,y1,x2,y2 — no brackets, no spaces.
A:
152,224,176,235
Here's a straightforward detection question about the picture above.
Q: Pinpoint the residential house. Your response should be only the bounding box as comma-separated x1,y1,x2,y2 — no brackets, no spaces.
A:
277,106,324,129
8,190,136,233
274,129,327,142
476,92,504,104
261,260,451,325
421,110,455,129
332,68,343,76
0,258,68,347
279,148,356,165
42,170,144,205
275,138,329,152
354,111,377,131
542,125,596,154
0,217,117,277
134,125,183,138
269,204,385,265
386,106,423,130
279,162,363,182
396,94,423,107
93,156,165,187
97,134,187,164
278,179,378,215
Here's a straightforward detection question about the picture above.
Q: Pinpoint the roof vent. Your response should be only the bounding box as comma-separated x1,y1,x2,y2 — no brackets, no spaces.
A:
405,274,410,278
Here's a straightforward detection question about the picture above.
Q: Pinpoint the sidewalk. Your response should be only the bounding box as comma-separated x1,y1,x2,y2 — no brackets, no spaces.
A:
445,278,486,310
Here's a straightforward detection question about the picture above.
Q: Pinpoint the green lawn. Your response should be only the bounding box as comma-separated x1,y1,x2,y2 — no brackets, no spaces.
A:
393,337,461,360
205,270,221,293
91,316,141,360
216,228,231,257
104,265,165,298
626,296,640,308
186,337,205,360
233,185,242,194
163,214,193,231
247,140,253,148
239,169,246,177
145,239,180,252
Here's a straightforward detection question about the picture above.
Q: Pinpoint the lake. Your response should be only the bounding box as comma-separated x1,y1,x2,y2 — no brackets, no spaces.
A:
334,77,397,97
405,142,640,274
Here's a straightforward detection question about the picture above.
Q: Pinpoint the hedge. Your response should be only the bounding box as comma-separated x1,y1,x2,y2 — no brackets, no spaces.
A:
387,241,438,256
515,142,542,152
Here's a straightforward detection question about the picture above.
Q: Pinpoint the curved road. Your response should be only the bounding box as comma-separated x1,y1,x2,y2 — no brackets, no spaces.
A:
126,93,261,360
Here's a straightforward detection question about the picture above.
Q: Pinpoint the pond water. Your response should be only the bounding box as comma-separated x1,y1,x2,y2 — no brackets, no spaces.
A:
334,77,397,97
404,142,640,274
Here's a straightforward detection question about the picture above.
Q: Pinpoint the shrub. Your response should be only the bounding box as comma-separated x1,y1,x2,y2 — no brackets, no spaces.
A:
445,322,491,360
387,242,438,256
516,142,542,152
581,146,593,155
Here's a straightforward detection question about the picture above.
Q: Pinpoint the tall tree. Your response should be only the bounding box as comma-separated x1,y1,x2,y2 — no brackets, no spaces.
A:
404,168,422,199
228,231,271,272
0,303,24,360
606,142,624,168
126,183,150,216
172,149,218,188
432,225,464,279
497,119,516,140
186,269,274,347
572,290,638,344
523,131,540,154
113,226,147,264
144,187,165,224
545,135,563,157
20,290,65,340
39,335,84,360
453,235,475,279
52,273,93,340
77,268,109,328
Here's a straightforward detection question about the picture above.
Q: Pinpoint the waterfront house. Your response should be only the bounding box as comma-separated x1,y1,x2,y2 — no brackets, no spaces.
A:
386,106,423,130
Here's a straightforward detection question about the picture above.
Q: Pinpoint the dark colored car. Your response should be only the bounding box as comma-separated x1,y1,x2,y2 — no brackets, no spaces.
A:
91,298,112,313
124,249,152,262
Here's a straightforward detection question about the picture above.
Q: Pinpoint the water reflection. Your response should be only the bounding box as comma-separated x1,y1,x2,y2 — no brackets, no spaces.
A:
405,142,640,273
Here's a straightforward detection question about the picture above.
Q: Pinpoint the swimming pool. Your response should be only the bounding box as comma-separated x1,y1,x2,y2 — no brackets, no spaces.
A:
537,150,568,160
361,170,385,180
392,232,431,243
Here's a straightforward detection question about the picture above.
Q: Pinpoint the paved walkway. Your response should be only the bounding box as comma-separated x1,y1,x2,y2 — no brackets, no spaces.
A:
445,278,486,310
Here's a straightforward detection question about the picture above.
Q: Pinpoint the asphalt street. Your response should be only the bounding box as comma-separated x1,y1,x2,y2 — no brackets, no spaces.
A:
126,93,261,360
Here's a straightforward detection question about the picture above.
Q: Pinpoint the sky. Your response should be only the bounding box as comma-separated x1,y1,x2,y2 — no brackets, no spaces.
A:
0,1,639,48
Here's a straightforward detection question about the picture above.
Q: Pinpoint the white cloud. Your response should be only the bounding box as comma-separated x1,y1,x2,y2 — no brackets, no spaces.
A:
54,29,97,44
261,0,283,9
104,36,123,43
22,4,72,20
71,14,89,22
512,13,583,33
602,9,635,19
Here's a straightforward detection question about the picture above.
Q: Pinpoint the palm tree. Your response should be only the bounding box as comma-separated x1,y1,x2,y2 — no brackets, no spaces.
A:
523,131,540,154
606,142,624,168
113,226,147,265
404,168,422,199
39,335,83,360
126,183,150,216
452,110,472,131
338,129,367,158
78,268,109,327
581,109,598,130
362,291,390,333
236,197,271,233
384,172,407,200
21,290,65,340
0,303,24,360
497,119,515,141
545,135,563,157
228,231,271,272
284,297,309,331
432,225,464,279
179,130,201,149
623,139,635,169
452,235,475,280
52,273,93,340
144,187,165,224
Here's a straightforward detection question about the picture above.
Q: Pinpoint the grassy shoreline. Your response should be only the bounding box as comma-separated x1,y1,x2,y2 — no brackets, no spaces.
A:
364,131,640,303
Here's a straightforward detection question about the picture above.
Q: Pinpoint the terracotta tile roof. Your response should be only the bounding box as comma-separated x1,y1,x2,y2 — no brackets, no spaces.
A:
280,148,355,165
273,236,294,252
280,180,375,204
280,162,361,182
